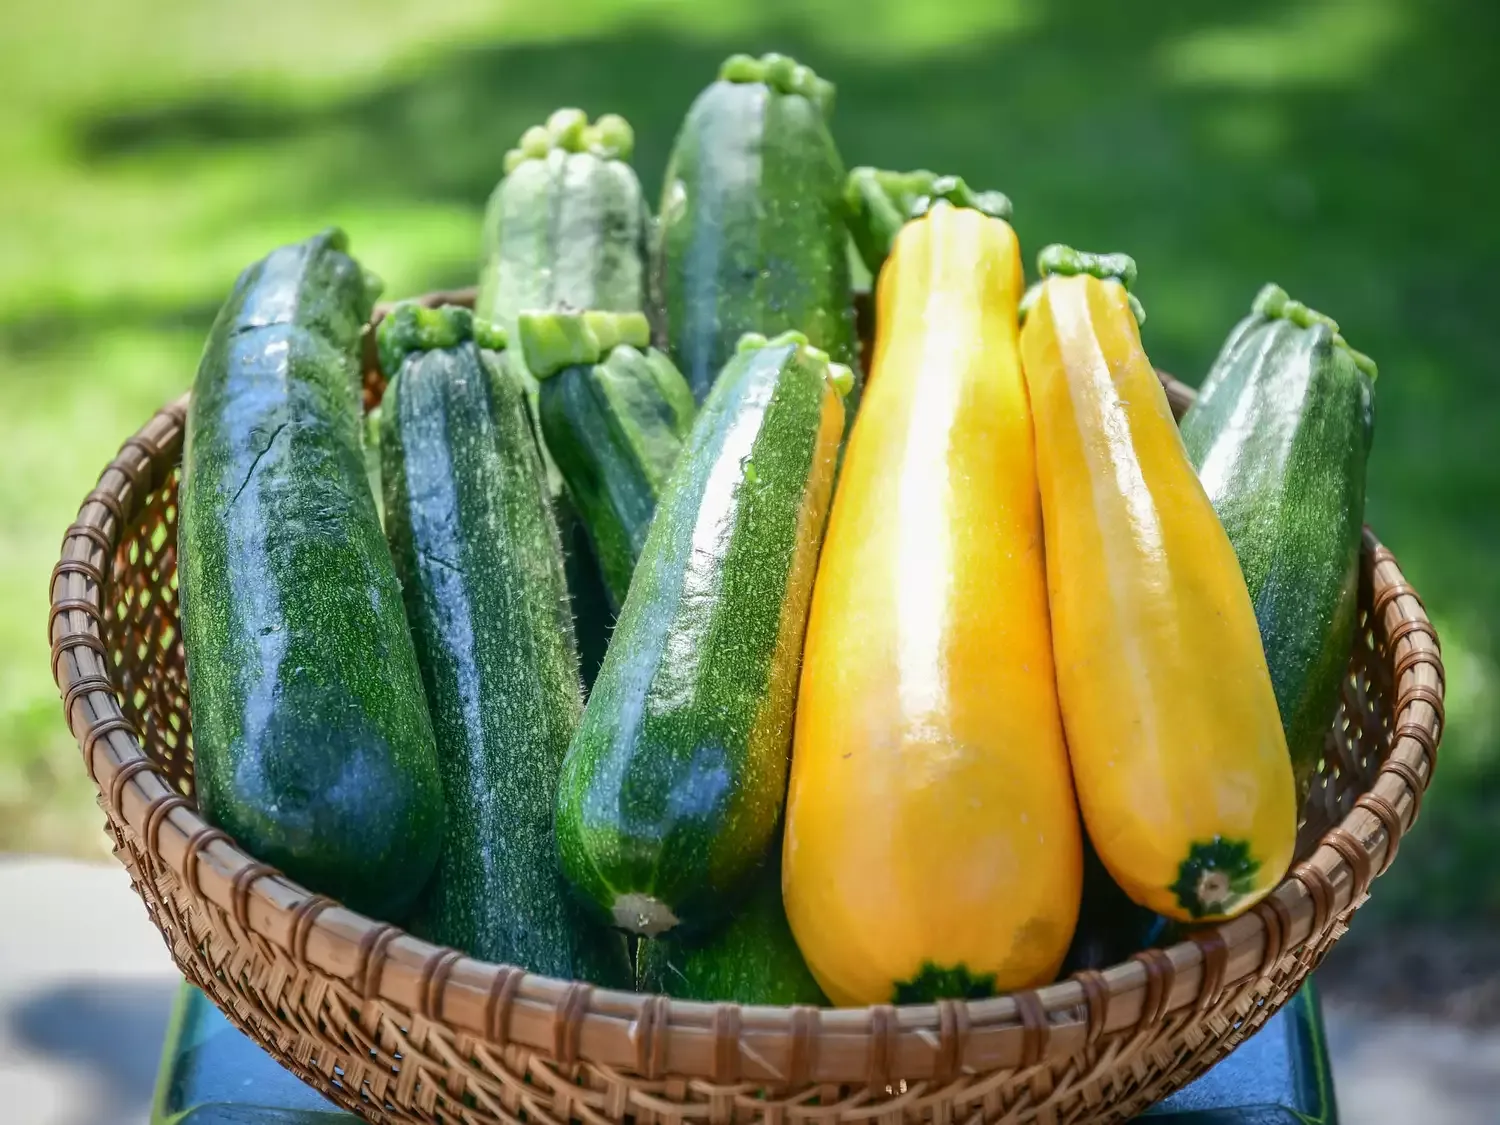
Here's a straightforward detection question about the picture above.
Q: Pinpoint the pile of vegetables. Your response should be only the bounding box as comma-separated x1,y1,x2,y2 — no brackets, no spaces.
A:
178,52,1378,1008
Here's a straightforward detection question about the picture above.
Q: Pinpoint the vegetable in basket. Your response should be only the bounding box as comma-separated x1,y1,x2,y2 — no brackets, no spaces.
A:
555,330,848,938
655,52,858,407
526,310,697,611
1181,284,1377,805
179,229,444,923
377,304,631,984
476,107,651,687
783,199,1083,1007
1018,245,1296,924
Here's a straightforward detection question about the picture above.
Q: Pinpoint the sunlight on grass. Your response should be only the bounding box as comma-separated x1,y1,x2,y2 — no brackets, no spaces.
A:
1426,614,1499,772
1160,0,1407,89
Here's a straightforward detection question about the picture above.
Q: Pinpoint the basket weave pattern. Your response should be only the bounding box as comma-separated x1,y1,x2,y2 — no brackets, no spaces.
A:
48,294,1444,1125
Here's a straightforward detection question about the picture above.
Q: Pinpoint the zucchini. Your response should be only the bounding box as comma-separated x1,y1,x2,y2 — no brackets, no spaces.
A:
845,168,1011,279
377,304,629,984
656,52,857,405
636,849,826,1005
522,310,696,610
555,330,850,936
477,108,649,347
1180,284,1377,801
476,108,649,690
784,202,1082,1005
179,230,444,922
1019,246,1296,922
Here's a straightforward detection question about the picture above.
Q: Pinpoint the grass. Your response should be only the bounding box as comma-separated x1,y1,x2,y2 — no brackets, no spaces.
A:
2,0,1496,928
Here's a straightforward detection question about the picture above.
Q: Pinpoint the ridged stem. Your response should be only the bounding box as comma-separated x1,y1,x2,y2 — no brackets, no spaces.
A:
1253,284,1378,380
718,52,835,118
377,304,505,377
502,109,636,173
518,310,652,379
734,329,854,398
1021,244,1147,327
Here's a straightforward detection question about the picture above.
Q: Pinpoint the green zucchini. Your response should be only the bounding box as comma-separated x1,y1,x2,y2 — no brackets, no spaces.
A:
476,108,649,690
555,330,851,936
477,109,648,344
1180,284,1377,801
521,310,696,610
636,849,826,1005
656,52,857,405
377,304,630,984
845,168,1012,278
179,230,444,922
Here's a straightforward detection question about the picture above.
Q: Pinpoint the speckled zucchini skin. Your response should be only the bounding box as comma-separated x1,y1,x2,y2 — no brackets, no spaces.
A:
376,306,630,983
476,109,649,347
538,343,696,610
636,849,826,1005
656,54,857,405
476,109,650,691
554,333,847,937
179,230,444,923
1181,285,1377,801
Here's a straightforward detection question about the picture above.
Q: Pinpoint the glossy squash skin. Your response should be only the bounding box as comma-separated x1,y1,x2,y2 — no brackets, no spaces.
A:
783,202,1082,1007
1018,253,1296,923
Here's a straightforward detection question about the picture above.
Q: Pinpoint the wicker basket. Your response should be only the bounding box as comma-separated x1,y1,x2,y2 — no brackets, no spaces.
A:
48,288,1443,1125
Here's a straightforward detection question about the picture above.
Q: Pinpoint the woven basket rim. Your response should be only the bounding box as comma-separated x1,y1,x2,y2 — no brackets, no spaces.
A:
46,291,1446,1088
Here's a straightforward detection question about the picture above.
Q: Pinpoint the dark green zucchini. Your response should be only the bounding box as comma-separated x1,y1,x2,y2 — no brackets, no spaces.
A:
179,230,444,922
521,309,696,610
636,849,826,1005
1180,284,1377,801
656,53,857,405
554,331,851,936
844,168,1012,279
377,304,630,984
1060,838,1177,976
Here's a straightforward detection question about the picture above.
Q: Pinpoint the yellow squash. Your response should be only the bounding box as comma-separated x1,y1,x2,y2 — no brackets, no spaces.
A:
1019,246,1296,923
783,201,1082,1006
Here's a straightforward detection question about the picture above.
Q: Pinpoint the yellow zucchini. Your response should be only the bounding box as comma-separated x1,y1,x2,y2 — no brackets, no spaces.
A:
783,201,1082,1006
1018,245,1296,923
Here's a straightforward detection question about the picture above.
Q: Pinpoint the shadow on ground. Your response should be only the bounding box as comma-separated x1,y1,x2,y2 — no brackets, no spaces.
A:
8,979,177,1125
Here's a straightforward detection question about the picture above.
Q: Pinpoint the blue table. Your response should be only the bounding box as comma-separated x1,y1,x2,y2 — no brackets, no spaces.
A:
151,982,1336,1124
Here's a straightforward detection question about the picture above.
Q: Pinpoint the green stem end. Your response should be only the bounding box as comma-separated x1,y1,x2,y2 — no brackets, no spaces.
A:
846,167,1013,275
502,108,636,173
734,329,853,398
718,51,835,117
1252,283,1378,380
518,309,651,379
377,303,504,377
1025,244,1146,327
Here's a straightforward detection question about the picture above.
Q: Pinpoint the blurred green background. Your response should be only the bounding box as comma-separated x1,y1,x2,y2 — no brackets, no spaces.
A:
2,0,1495,942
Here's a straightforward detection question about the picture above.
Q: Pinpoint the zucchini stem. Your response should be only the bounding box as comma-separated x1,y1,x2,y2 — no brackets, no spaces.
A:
1024,244,1147,327
1253,284,1378,380
377,303,503,377
518,309,651,379
734,329,853,397
846,167,1013,276
502,108,637,173
717,51,835,117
